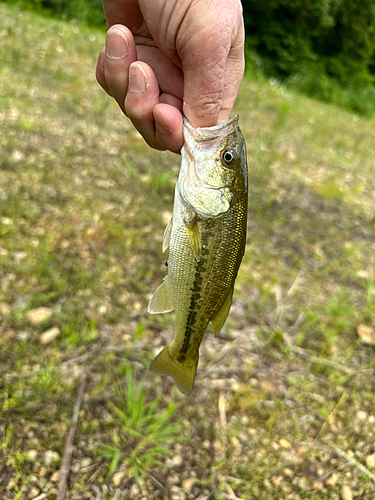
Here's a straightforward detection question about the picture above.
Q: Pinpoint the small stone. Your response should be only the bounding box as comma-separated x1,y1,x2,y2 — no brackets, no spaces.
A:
279,438,292,449
171,494,185,500
17,331,30,341
11,150,25,162
0,303,11,316
297,477,308,489
27,449,38,461
326,473,339,487
271,475,283,486
313,482,323,491
169,474,179,485
280,451,297,464
316,467,325,477
26,307,53,325
357,324,375,345
241,415,249,425
39,466,47,477
1,217,13,225
356,410,367,421
98,304,107,315
28,487,40,499
366,454,375,469
13,251,27,262
71,461,80,473
80,457,92,468
170,486,185,500
112,471,125,487
129,483,140,497
231,436,240,448
40,327,60,344
44,450,60,466
341,485,353,500
263,478,272,489
213,439,226,454
6,478,15,490
182,478,196,490
283,468,294,478
51,471,59,482
169,454,183,467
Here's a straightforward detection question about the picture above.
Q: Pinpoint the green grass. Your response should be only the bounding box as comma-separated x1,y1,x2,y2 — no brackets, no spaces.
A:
97,366,183,480
1,4,375,499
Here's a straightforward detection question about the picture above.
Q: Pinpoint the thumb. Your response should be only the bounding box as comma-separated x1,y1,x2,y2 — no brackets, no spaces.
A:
181,29,229,128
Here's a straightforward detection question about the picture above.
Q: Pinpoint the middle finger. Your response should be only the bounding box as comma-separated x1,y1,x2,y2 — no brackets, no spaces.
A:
125,61,165,150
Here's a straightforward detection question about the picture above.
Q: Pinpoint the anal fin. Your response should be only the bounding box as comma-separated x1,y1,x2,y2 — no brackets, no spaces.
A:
212,289,233,337
147,276,174,314
185,220,201,262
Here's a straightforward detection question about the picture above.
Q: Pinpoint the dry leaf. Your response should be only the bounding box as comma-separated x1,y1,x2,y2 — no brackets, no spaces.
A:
26,307,53,325
357,324,375,345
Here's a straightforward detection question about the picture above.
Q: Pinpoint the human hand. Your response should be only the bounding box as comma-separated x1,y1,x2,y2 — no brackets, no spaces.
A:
96,0,245,153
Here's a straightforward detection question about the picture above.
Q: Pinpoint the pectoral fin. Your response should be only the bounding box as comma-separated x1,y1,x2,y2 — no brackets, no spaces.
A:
162,218,172,253
185,220,201,262
211,289,233,336
147,276,174,314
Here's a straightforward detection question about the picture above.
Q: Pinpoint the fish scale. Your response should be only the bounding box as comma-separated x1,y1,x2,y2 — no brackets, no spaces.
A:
148,115,248,395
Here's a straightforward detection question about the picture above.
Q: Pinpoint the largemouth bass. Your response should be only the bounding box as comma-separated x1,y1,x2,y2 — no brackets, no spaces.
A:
148,115,248,395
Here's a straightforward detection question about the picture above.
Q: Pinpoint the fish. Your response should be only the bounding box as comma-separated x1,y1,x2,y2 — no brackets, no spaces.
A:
148,115,248,395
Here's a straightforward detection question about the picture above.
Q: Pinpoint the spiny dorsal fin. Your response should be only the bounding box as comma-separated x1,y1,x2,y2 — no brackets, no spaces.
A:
212,289,233,337
147,276,174,314
162,218,173,253
185,220,201,262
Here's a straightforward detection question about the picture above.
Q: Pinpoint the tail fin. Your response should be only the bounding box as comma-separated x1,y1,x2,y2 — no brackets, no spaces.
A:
150,345,198,396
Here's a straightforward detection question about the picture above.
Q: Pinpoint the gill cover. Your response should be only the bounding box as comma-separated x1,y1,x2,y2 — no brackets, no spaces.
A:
178,116,241,219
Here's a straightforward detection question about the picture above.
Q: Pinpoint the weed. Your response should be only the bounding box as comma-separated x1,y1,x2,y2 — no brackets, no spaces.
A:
97,366,184,480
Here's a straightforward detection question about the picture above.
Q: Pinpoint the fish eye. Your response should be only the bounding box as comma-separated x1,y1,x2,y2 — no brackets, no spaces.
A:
222,149,237,166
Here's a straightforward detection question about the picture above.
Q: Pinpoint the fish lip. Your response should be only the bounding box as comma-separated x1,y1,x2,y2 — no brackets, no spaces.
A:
182,115,239,143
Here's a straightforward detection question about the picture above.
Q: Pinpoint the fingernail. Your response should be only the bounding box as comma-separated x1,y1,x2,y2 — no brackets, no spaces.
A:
129,63,148,94
106,29,128,59
154,110,171,134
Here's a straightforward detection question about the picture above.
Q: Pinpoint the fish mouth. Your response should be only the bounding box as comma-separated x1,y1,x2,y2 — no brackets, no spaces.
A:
183,115,239,143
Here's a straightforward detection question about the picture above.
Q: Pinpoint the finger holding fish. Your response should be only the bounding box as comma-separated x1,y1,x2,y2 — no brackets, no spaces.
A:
153,104,183,155
97,41,184,153
96,25,137,109
123,63,183,152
